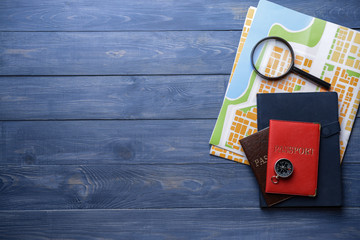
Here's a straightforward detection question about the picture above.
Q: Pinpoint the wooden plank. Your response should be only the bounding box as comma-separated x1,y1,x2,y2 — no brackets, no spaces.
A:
0,75,228,120
0,164,255,210
344,117,360,161
1,75,360,120
0,120,220,165
2,120,360,165
0,208,359,239
0,0,359,31
0,31,240,76
0,163,358,210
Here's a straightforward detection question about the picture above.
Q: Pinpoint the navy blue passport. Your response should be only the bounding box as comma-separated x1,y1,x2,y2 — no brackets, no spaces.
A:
257,92,342,207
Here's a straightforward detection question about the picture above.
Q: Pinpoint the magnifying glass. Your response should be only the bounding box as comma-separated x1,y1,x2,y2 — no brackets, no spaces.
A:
250,36,331,90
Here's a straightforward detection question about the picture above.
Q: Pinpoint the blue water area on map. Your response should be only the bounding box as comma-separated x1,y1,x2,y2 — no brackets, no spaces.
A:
226,0,314,100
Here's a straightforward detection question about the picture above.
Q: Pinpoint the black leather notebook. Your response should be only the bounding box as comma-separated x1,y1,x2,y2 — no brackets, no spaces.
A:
257,92,342,207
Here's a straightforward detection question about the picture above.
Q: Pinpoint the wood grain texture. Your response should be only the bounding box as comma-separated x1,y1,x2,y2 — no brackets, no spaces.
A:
1,0,360,238
0,0,359,31
0,208,359,240
2,119,359,165
0,163,358,210
344,117,360,162
0,75,228,120
0,164,255,210
1,75,360,121
0,120,220,165
0,31,240,76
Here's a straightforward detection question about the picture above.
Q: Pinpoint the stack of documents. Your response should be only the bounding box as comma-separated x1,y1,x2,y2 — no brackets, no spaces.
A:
210,0,360,165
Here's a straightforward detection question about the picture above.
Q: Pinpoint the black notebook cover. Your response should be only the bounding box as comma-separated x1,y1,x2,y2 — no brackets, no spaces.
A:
257,92,342,207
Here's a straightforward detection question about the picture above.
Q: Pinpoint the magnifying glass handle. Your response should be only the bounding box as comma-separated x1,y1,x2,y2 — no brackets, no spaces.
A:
292,66,331,90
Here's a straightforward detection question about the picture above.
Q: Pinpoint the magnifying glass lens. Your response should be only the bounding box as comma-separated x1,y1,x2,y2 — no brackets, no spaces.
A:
252,38,293,79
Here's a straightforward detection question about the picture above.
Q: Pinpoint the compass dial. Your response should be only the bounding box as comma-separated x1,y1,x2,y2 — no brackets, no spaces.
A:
274,158,293,178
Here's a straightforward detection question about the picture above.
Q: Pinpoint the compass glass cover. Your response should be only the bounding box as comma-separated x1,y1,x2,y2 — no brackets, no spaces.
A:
274,158,293,178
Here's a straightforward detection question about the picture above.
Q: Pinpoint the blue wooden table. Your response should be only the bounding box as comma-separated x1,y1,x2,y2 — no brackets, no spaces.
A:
1,0,360,239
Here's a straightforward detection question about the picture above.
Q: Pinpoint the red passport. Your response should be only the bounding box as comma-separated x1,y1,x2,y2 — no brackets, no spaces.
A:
265,120,321,197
